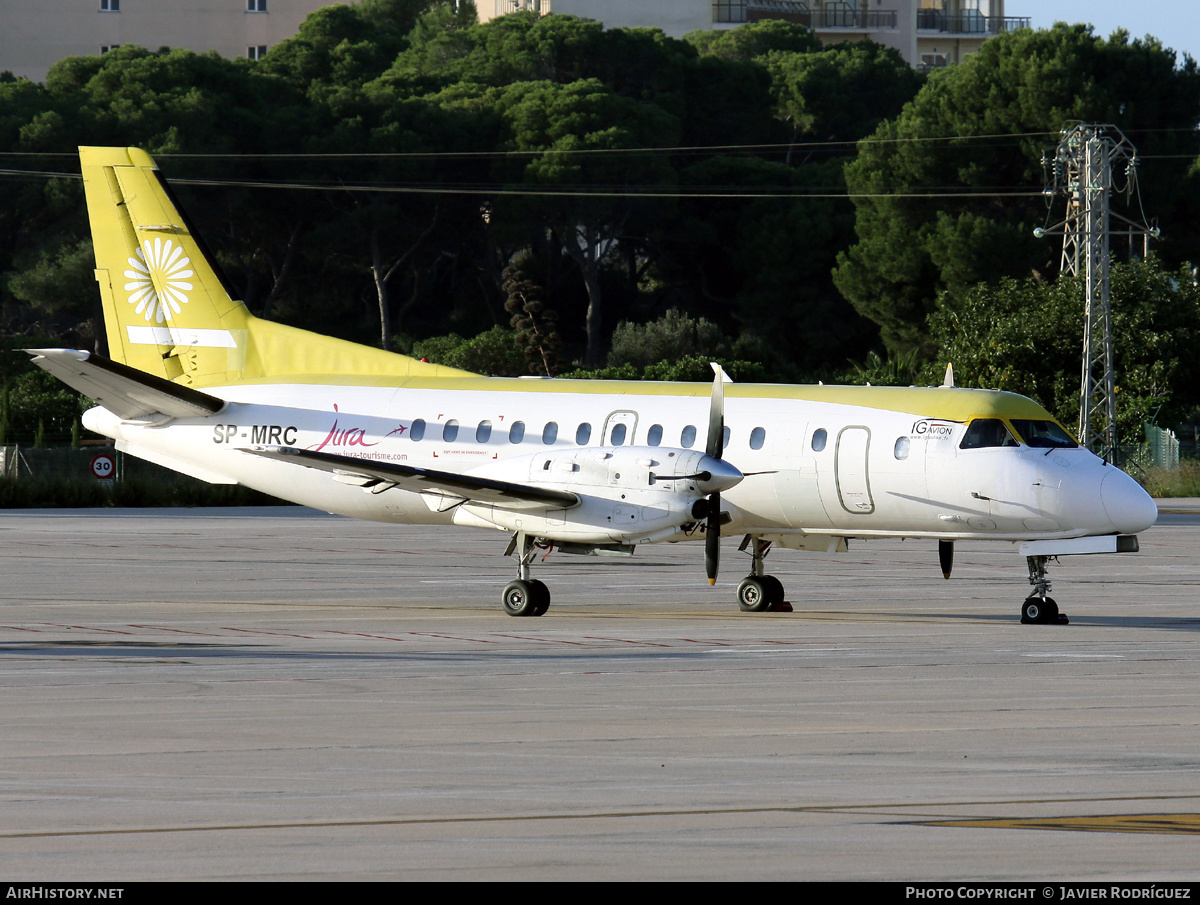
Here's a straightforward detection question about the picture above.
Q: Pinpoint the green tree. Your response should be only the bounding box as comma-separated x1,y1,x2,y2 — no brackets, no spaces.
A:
764,40,923,154
835,25,1200,355
259,0,437,93
683,19,821,61
925,258,1200,443
490,77,679,366
383,11,693,108
411,326,527,375
503,262,562,376
607,308,729,369
6,238,94,317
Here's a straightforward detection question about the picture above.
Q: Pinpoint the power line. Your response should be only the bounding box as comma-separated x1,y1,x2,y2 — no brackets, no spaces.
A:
0,166,1045,199
0,130,1064,164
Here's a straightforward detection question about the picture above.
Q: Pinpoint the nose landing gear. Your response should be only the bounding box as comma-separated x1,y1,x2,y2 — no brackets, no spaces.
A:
1022,555,1069,624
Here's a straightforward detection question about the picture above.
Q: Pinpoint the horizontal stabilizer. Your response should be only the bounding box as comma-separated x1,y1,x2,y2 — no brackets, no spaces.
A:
26,349,226,421
245,446,580,509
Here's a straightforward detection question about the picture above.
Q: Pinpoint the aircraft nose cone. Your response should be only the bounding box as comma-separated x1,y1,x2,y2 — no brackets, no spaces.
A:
1101,468,1158,534
697,455,743,494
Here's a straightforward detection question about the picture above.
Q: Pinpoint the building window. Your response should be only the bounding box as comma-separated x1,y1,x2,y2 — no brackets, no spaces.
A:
247,46,268,60
247,0,267,11
712,1,745,24
100,0,120,11
99,44,121,54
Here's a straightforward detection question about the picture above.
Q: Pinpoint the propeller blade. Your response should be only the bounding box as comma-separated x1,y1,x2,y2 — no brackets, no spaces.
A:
939,539,954,579
704,364,730,585
706,364,725,459
706,492,721,584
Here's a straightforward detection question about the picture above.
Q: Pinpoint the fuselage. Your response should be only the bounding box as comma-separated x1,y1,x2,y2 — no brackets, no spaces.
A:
84,376,1158,547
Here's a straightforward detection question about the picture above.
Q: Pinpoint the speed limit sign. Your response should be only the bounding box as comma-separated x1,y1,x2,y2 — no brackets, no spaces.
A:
90,453,115,480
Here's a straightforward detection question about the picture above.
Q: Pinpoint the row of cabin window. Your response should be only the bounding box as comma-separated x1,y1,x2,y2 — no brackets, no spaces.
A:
407,419,769,450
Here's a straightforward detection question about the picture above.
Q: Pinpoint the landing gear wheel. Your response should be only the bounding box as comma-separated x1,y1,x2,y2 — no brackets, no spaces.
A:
1021,596,1060,624
503,579,541,617
737,577,772,612
761,575,785,608
529,579,550,617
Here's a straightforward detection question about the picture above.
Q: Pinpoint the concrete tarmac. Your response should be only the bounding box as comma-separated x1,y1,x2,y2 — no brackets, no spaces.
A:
1,504,1199,881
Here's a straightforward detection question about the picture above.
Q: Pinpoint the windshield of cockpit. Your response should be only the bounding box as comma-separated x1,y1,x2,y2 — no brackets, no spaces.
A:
958,418,1019,449
1009,419,1079,449
958,418,1078,450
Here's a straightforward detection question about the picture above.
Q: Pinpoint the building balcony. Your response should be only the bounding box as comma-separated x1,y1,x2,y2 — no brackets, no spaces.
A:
720,1,899,29
916,11,1031,35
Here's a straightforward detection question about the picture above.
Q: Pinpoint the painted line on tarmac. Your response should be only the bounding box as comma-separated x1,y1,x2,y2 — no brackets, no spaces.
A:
923,813,1200,835
8,794,1200,840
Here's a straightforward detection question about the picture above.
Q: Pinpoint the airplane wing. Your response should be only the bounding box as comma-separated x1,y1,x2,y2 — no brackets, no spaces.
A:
245,445,580,509
26,349,225,420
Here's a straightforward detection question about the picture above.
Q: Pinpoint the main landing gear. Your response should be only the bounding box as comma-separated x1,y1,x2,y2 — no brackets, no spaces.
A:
502,532,551,617
736,536,790,612
1021,554,1069,625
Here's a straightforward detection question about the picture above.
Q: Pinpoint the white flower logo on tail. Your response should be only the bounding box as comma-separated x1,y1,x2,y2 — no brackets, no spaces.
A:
124,238,194,323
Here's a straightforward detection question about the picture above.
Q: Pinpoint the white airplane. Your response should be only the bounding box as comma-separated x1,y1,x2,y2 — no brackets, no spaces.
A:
30,147,1157,623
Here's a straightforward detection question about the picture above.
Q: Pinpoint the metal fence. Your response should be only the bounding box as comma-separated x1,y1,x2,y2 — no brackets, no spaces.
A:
1,445,141,480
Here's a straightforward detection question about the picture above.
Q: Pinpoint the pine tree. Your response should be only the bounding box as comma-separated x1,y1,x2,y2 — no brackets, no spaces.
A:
502,264,562,377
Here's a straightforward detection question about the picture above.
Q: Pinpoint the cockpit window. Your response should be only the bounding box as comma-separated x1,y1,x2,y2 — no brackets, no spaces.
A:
959,418,1019,449
1010,419,1079,449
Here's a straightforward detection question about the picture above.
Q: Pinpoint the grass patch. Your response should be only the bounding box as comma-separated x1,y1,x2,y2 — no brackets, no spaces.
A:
1138,460,1200,498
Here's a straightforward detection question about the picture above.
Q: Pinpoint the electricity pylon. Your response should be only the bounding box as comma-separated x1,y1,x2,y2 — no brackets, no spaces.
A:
1035,124,1157,462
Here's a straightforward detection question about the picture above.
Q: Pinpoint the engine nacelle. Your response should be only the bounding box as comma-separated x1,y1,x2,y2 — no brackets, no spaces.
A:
448,446,743,544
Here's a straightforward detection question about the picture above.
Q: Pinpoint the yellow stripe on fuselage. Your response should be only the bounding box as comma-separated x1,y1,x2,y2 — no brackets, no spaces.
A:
221,374,1053,424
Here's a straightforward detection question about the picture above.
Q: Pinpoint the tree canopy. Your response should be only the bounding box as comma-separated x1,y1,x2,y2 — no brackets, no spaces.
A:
2,8,1200,446
835,25,1200,355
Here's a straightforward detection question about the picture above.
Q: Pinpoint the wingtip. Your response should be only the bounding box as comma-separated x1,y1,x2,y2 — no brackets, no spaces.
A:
708,578,716,586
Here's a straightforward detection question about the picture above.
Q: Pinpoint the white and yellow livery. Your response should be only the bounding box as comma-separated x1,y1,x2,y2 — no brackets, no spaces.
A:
30,147,1158,621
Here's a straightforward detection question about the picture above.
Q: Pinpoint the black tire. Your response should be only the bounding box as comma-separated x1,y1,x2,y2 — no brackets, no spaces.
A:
529,579,550,617
737,577,772,612
762,575,785,607
1021,597,1059,624
503,580,539,617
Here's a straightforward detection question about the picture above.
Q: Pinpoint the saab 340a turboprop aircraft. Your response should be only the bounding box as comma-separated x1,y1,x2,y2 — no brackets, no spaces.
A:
30,147,1158,623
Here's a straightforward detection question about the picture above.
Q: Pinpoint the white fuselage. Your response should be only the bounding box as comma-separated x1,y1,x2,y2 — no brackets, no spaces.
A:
83,380,1158,548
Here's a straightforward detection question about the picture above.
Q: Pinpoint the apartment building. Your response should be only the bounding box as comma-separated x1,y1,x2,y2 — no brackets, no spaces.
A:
479,1,1030,69
0,0,340,82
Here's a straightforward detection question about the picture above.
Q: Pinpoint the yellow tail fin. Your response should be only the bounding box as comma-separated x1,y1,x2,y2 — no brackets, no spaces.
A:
81,146,474,387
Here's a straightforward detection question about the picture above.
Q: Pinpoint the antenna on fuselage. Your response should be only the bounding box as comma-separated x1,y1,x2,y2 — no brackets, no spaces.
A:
942,364,955,388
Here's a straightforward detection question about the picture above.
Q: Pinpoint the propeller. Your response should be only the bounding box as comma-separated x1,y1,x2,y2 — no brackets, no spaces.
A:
705,364,728,585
